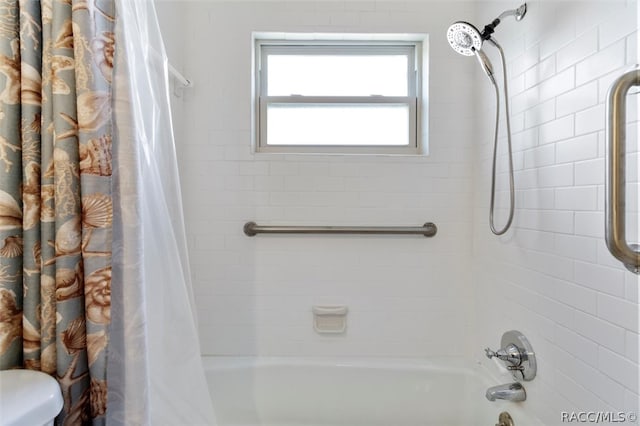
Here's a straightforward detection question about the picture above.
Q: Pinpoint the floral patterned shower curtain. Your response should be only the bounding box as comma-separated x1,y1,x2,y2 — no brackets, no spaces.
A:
0,0,114,424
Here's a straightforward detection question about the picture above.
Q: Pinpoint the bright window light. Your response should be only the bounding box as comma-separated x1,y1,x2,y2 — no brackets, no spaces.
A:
267,104,410,146
267,55,409,96
254,38,425,154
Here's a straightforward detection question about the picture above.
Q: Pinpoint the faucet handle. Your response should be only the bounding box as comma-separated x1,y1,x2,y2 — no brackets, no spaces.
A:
487,330,537,382
485,347,509,360
485,347,498,359
485,344,522,366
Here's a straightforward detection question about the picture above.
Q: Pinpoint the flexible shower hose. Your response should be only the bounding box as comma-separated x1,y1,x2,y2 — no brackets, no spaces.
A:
486,38,515,235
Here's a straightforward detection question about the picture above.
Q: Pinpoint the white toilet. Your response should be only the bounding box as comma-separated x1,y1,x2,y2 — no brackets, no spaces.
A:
0,369,63,426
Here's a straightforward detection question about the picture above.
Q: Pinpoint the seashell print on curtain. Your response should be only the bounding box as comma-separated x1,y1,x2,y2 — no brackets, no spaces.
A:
0,0,114,424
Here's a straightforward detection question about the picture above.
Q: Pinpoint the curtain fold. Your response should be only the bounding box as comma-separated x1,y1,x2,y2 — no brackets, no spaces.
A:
0,0,114,424
109,1,216,424
0,1,213,424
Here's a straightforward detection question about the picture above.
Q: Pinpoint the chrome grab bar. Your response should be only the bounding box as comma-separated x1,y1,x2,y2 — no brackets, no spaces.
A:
605,65,640,274
243,221,437,237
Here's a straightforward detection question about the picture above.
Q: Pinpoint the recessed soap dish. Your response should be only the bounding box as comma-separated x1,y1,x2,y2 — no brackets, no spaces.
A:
312,305,348,334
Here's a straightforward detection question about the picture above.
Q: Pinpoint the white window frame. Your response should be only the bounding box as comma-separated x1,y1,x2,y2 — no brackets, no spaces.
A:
253,36,428,155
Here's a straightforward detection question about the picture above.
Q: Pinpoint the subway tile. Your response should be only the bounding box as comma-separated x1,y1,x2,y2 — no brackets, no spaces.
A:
522,188,555,209
224,176,254,191
576,261,626,297
627,32,638,64
269,162,300,176
529,250,574,281
556,134,599,164
224,145,253,161
525,99,556,128
538,163,575,188
283,176,315,191
313,176,344,192
571,0,626,35
556,325,599,367
509,73,526,96
518,209,575,234
511,86,540,115
296,162,330,176
510,112,525,134
530,291,574,328
576,39,626,85
514,168,538,190
512,127,539,151
539,17,577,59
557,346,628,410
555,186,598,211
575,104,606,135
599,6,639,48
556,82,599,117
598,346,639,393
524,144,556,169
239,161,270,176
573,309,626,355
554,234,598,263
515,229,555,252
539,116,575,145
548,276,598,314
626,274,639,303
598,293,640,332
624,390,640,415
557,28,598,71
343,1,376,12
329,11,360,27
510,45,540,77
524,56,556,89
575,158,605,186
254,176,284,191
554,371,613,412
539,67,576,102
626,331,639,363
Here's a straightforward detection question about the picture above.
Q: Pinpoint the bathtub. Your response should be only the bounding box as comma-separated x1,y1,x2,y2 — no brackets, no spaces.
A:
203,357,541,426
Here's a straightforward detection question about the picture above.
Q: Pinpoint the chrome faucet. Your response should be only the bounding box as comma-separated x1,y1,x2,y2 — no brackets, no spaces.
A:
485,330,537,381
485,382,526,402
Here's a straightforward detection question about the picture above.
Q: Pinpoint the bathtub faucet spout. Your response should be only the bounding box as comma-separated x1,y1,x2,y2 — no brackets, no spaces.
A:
485,382,526,402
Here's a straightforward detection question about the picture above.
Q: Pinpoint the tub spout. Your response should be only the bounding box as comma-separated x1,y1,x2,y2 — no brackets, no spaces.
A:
485,382,526,402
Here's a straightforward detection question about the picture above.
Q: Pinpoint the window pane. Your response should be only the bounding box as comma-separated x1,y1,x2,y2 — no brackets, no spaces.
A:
266,104,410,146
267,54,409,96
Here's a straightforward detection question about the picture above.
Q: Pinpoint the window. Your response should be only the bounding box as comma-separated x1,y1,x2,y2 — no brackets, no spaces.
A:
253,36,427,154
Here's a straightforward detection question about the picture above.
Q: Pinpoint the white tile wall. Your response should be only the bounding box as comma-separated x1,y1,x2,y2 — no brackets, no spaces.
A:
173,0,478,358
472,0,639,424
158,0,639,423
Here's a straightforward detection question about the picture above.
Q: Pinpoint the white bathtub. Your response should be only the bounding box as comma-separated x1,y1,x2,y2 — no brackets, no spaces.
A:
203,357,541,426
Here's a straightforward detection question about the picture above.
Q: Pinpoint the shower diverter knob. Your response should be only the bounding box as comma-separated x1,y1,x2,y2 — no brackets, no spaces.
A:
485,330,537,381
484,343,522,366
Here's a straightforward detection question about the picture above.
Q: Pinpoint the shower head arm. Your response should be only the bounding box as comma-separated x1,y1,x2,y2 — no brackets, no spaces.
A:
498,3,527,21
480,18,501,40
480,3,527,40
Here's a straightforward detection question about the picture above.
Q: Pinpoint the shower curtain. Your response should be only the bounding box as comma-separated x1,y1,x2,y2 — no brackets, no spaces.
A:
0,1,215,424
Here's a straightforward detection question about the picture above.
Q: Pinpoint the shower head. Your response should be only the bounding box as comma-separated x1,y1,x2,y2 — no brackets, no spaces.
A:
446,21,483,56
473,48,496,84
446,21,496,83
447,3,526,81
